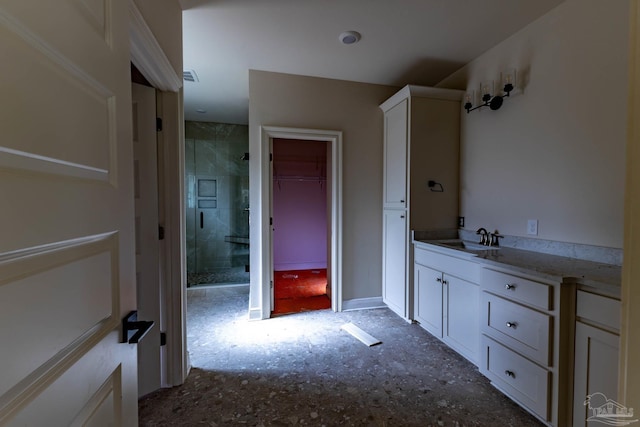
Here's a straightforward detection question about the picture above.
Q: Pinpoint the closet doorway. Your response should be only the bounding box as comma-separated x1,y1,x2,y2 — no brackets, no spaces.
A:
257,126,342,320
271,139,330,315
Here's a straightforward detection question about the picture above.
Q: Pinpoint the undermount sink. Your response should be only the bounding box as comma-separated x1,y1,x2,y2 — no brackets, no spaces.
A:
434,239,500,251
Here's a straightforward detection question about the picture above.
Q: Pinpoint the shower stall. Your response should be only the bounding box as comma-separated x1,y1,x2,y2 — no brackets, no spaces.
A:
185,122,249,286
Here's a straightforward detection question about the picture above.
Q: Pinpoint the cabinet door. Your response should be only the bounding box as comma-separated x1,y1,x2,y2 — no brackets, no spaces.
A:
445,275,479,364
383,99,408,209
414,264,443,337
573,322,619,427
382,210,407,317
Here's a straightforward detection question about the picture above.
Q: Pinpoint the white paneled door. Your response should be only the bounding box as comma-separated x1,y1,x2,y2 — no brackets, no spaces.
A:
0,1,138,425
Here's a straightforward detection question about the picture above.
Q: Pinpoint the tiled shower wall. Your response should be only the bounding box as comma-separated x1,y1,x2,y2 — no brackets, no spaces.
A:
185,122,249,286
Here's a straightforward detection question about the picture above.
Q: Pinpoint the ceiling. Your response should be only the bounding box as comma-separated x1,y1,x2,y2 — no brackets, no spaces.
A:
181,0,564,125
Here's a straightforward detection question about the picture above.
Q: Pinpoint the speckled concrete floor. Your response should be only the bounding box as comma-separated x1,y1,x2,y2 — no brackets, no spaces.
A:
187,267,249,287
138,285,544,426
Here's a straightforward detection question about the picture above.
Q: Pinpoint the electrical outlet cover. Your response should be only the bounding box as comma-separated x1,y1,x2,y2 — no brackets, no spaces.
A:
527,219,538,236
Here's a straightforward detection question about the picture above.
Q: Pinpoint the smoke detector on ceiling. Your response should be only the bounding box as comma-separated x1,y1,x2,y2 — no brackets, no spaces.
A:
183,69,199,82
339,31,361,45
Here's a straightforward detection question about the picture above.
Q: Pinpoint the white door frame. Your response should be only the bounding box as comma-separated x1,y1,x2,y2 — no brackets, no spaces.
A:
132,82,162,397
129,1,187,388
258,126,342,318
620,0,640,407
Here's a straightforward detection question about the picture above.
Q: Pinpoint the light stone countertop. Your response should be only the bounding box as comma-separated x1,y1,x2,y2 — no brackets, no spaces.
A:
414,239,622,299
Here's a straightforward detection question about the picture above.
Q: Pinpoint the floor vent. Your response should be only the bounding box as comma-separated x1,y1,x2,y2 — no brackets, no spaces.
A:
183,69,199,82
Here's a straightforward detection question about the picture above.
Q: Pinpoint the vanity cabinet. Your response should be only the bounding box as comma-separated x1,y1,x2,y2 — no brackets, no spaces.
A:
480,267,569,426
414,246,480,365
412,240,621,427
380,85,462,320
572,291,620,427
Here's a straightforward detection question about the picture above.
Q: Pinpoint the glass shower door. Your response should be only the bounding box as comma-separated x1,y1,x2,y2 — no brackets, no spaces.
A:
185,122,249,286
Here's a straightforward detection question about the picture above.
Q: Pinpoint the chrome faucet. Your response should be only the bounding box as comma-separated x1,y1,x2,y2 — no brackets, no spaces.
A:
476,227,489,246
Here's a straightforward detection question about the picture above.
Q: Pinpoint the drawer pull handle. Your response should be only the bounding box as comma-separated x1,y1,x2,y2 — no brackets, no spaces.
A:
505,283,516,290
442,280,448,285
506,321,517,329
436,277,442,283
505,370,516,378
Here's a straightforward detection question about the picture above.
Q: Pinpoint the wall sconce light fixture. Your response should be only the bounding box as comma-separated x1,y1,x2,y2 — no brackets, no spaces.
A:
464,70,516,113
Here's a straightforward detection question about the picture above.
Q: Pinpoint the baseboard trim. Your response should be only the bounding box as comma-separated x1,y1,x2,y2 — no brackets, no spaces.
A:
341,297,386,312
187,283,249,290
274,263,327,271
248,308,263,321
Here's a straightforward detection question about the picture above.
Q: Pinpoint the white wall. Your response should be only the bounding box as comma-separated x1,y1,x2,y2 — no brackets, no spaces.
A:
438,0,629,248
248,70,398,312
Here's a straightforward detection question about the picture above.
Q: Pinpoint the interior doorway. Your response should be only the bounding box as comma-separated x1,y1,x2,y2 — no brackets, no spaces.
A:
256,126,343,320
271,139,330,315
184,122,250,287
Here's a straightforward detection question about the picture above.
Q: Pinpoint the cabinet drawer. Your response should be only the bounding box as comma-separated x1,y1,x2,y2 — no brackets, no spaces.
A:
576,290,621,332
482,269,551,310
482,293,551,366
482,336,550,420
414,247,480,283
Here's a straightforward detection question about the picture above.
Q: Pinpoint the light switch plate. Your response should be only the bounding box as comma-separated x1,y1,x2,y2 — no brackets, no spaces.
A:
527,219,538,235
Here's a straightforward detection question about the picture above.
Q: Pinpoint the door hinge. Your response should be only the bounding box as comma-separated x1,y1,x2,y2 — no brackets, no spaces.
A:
159,225,165,240
156,117,163,132
270,280,273,289
270,153,273,161
160,332,167,346
270,217,273,225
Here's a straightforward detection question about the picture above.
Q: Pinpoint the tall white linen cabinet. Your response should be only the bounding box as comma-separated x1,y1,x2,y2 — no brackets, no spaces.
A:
380,85,463,320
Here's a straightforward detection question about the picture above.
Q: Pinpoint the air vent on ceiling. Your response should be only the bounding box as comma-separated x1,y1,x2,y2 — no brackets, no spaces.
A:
183,69,199,82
